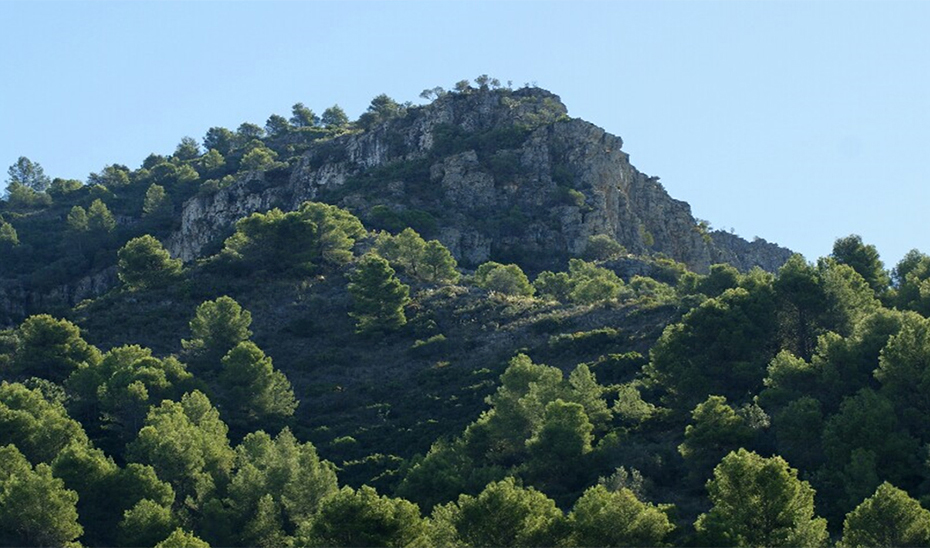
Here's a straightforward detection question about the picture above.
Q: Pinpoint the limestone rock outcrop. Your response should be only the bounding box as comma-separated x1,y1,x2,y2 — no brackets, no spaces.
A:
162,87,791,273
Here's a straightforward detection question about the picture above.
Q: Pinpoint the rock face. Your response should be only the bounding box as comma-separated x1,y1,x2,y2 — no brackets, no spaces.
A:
0,268,116,325
167,87,792,273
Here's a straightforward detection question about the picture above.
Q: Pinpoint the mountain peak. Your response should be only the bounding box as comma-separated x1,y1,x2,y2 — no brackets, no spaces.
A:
167,85,790,274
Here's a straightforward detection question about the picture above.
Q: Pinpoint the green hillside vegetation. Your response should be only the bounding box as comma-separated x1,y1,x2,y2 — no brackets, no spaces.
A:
3,77,930,546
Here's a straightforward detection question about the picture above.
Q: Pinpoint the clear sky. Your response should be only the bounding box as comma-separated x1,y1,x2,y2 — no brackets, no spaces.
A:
2,1,928,267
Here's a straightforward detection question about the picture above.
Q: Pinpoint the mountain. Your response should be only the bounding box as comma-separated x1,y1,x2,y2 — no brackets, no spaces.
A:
167,86,790,272
0,85,790,326
2,82,926,547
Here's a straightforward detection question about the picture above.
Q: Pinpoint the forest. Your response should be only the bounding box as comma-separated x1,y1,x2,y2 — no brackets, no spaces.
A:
3,79,930,547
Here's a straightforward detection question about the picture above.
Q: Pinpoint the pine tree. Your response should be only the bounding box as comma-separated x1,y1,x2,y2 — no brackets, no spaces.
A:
87,198,116,232
348,254,410,334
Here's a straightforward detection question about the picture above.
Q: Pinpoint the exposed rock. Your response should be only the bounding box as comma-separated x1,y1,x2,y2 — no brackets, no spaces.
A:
708,231,794,272
431,151,496,211
164,87,791,273
0,267,117,326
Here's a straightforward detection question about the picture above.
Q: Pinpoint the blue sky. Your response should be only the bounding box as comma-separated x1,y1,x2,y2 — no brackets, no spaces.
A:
2,1,928,267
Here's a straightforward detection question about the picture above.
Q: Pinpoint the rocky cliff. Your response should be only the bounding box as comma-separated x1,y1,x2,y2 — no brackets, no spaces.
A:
166,87,791,273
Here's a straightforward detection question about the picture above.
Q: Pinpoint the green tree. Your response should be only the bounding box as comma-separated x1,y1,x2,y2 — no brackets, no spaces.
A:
297,486,427,547
771,396,824,472
223,202,363,273
0,382,89,464
290,103,319,128
321,105,349,129
874,314,930,438
524,399,594,497
225,428,338,546
396,438,505,512
431,477,565,547
143,183,169,217
118,498,178,547
4,181,51,209
375,228,427,276
182,296,253,375
236,122,265,142
174,137,201,161
819,389,919,519
87,347,196,446
832,234,890,295
695,264,742,298
218,342,297,433
6,156,50,192
818,258,880,335
474,262,534,297
421,240,460,283
646,283,779,411
0,220,18,249
348,254,410,334
678,395,755,480
582,234,626,261
298,201,365,266
87,198,116,232
774,255,827,360
567,485,675,547
204,126,236,156
264,114,292,137
357,94,405,130
815,308,909,408
838,482,930,548
177,164,201,184
237,494,287,548
127,391,235,506
51,441,175,547
155,528,210,548
118,235,184,290
223,208,318,273
197,149,226,178
143,153,167,170
47,177,83,197
240,146,278,171
565,363,613,431
894,254,930,315
375,229,459,284
87,164,131,188
463,354,564,465
567,259,626,304
66,205,88,233
0,445,82,547
12,314,99,383
534,271,572,302
694,449,828,547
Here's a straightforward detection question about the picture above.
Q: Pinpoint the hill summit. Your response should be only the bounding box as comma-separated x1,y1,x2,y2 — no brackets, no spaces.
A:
0,83,791,324
167,86,790,273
